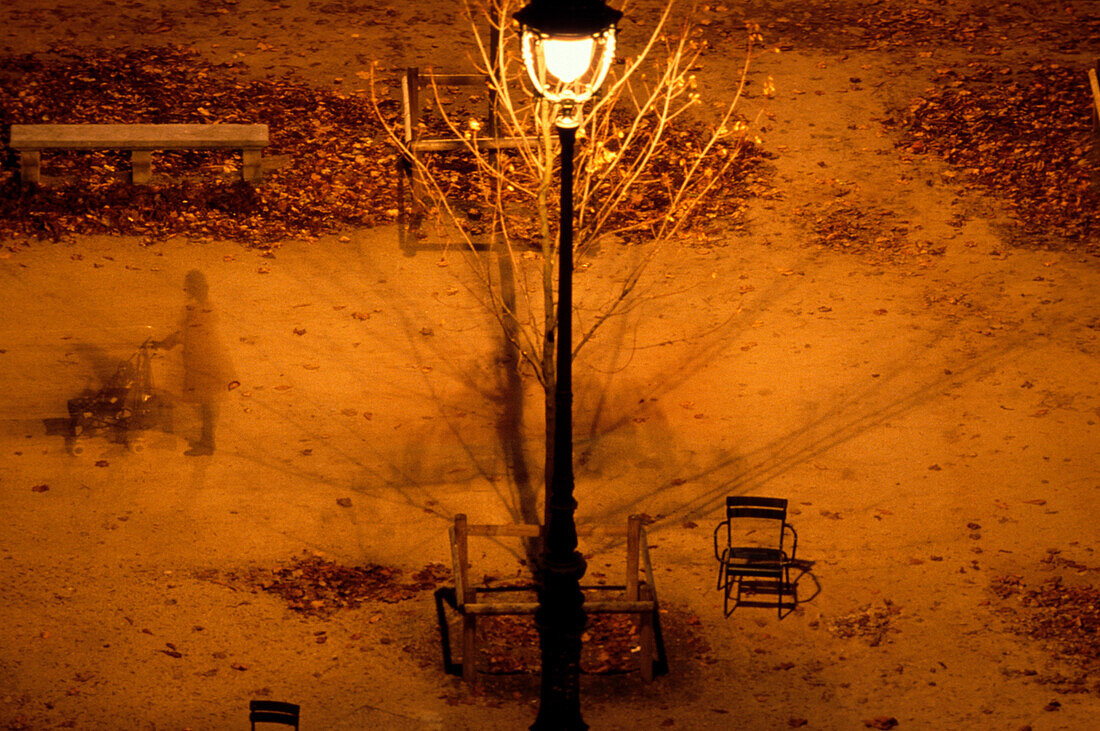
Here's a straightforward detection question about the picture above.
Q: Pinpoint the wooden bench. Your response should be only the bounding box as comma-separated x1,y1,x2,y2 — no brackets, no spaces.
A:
433,514,668,685
9,123,269,185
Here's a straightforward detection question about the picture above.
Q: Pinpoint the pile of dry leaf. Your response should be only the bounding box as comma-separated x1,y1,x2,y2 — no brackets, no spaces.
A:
0,46,403,246
476,611,642,676
406,85,772,247
826,599,901,647
208,555,451,616
729,0,1099,54
890,62,1099,251
1,44,771,249
991,566,1100,680
795,198,939,260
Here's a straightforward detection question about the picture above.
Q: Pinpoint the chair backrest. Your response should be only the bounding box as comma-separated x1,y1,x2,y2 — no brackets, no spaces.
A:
722,496,788,551
726,495,787,521
250,700,299,730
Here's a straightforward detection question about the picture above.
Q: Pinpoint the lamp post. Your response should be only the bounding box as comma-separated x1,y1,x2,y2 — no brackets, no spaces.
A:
513,2,621,729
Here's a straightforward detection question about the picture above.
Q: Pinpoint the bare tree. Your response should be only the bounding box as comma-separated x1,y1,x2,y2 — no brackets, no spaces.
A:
373,0,765,536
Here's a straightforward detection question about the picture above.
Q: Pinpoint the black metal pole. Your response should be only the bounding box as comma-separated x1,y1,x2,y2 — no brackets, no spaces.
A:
532,121,587,731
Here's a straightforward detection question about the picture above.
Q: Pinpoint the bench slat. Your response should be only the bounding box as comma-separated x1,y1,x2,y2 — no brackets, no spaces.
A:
10,123,269,150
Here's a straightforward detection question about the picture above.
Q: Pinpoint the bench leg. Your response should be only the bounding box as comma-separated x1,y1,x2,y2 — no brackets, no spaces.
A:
241,148,262,183
131,151,152,185
461,615,477,686
20,150,41,185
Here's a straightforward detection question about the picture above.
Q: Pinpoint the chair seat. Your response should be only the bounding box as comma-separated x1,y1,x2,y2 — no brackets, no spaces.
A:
719,547,788,575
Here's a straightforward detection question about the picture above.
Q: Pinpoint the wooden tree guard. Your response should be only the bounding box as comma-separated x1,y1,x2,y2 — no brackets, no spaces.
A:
439,514,667,686
396,8,537,252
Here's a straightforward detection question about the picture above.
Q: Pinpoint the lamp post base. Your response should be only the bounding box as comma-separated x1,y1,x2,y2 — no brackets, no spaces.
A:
531,551,588,731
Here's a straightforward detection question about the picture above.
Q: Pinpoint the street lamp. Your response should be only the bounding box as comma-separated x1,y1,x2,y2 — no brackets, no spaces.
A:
512,1,621,729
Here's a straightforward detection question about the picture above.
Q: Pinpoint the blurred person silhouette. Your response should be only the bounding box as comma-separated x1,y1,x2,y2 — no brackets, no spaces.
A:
154,270,235,456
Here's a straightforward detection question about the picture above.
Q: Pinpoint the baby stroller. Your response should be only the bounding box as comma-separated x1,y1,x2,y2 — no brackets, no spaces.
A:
67,339,170,454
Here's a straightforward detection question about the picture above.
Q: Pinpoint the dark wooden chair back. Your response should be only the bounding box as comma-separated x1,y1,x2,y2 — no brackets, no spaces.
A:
249,700,299,730
717,496,789,554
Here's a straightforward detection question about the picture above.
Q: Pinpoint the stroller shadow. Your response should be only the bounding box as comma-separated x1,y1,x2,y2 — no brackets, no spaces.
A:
49,339,173,455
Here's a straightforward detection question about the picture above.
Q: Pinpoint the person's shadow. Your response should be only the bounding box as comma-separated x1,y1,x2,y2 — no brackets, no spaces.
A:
154,270,236,457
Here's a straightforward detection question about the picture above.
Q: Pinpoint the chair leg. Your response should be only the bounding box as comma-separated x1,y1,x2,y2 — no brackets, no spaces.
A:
724,574,738,618
779,563,794,619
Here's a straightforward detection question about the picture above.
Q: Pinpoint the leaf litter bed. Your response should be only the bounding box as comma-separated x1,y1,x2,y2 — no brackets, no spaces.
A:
889,62,1100,252
990,555,1100,695
0,45,774,250
0,45,403,247
203,555,714,690
411,100,775,247
437,605,717,707
197,554,452,616
718,0,1100,55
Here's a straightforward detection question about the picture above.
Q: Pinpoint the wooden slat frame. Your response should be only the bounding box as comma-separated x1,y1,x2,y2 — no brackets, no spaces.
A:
446,513,661,685
396,13,538,250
